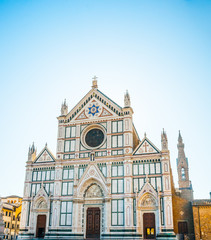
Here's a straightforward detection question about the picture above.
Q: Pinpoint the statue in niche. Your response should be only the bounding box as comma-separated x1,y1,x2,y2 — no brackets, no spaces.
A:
85,184,103,198
141,195,156,207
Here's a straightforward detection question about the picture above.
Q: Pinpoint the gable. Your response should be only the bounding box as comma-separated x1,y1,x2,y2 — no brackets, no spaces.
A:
76,163,108,197
133,137,160,155
63,88,123,123
73,98,116,121
34,147,55,163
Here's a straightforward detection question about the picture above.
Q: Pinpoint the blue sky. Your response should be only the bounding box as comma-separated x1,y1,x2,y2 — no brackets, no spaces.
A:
0,0,210,199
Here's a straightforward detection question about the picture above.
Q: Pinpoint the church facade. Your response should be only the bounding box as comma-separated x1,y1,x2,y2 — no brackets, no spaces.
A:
19,79,177,239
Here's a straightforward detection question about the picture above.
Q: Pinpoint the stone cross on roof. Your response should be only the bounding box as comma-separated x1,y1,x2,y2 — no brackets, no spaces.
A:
92,76,98,89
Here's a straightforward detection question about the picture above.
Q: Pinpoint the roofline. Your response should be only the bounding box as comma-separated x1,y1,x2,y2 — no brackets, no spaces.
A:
97,89,122,109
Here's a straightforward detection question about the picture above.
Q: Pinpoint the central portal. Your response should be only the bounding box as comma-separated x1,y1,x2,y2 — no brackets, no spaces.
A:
86,207,100,239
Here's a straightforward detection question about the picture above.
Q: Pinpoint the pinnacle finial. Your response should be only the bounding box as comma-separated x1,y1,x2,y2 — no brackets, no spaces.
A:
178,130,183,142
92,76,98,89
144,132,146,138
61,98,68,115
45,142,47,147
124,89,131,107
161,129,168,150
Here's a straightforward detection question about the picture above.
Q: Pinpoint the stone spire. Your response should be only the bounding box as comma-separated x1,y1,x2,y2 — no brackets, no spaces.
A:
177,130,185,161
61,99,68,116
177,131,193,200
28,142,37,162
124,90,131,107
161,128,168,151
92,76,98,89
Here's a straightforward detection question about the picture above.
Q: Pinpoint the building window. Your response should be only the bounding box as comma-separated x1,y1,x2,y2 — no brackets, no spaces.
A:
181,168,186,180
156,177,162,191
65,126,76,138
133,162,161,175
60,201,73,226
32,170,55,182
156,163,161,173
133,164,144,175
64,140,76,152
112,164,124,177
63,154,75,159
63,168,74,180
111,149,123,155
133,177,162,192
150,163,155,174
111,199,124,226
111,135,123,148
98,163,107,177
95,151,107,157
133,178,145,192
112,121,123,133
31,183,41,196
112,179,124,194
44,183,54,195
79,152,90,158
62,182,74,195
145,164,149,174
78,165,87,179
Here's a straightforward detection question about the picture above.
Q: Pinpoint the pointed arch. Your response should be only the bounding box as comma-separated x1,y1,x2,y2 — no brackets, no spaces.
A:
77,176,108,198
84,183,104,198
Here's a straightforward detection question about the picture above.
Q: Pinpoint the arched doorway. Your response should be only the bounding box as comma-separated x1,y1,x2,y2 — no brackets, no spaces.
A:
84,183,103,239
36,215,46,238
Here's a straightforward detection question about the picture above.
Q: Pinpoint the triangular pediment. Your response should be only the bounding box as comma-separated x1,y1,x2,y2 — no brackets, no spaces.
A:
133,136,160,155
76,163,108,197
33,185,49,209
61,88,123,123
34,145,55,163
137,180,158,202
73,98,117,121
34,185,49,200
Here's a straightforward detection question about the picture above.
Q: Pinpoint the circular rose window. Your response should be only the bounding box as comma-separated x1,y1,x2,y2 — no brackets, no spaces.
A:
81,125,106,150
85,128,104,148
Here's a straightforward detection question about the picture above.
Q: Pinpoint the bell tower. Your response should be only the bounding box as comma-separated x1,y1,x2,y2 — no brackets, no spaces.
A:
176,131,193,201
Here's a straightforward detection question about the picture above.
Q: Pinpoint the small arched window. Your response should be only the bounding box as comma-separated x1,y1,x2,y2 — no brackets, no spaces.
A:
181,168,186,180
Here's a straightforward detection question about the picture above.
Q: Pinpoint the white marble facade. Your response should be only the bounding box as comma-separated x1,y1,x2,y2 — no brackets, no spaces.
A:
19,79,176,239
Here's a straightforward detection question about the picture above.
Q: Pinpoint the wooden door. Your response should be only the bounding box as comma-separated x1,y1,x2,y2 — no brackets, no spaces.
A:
143,213,156,239
178,221,188,234
86,208,100,239
36,215,46,238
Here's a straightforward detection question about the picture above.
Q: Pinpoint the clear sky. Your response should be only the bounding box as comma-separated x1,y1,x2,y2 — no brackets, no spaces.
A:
0,0,210,199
